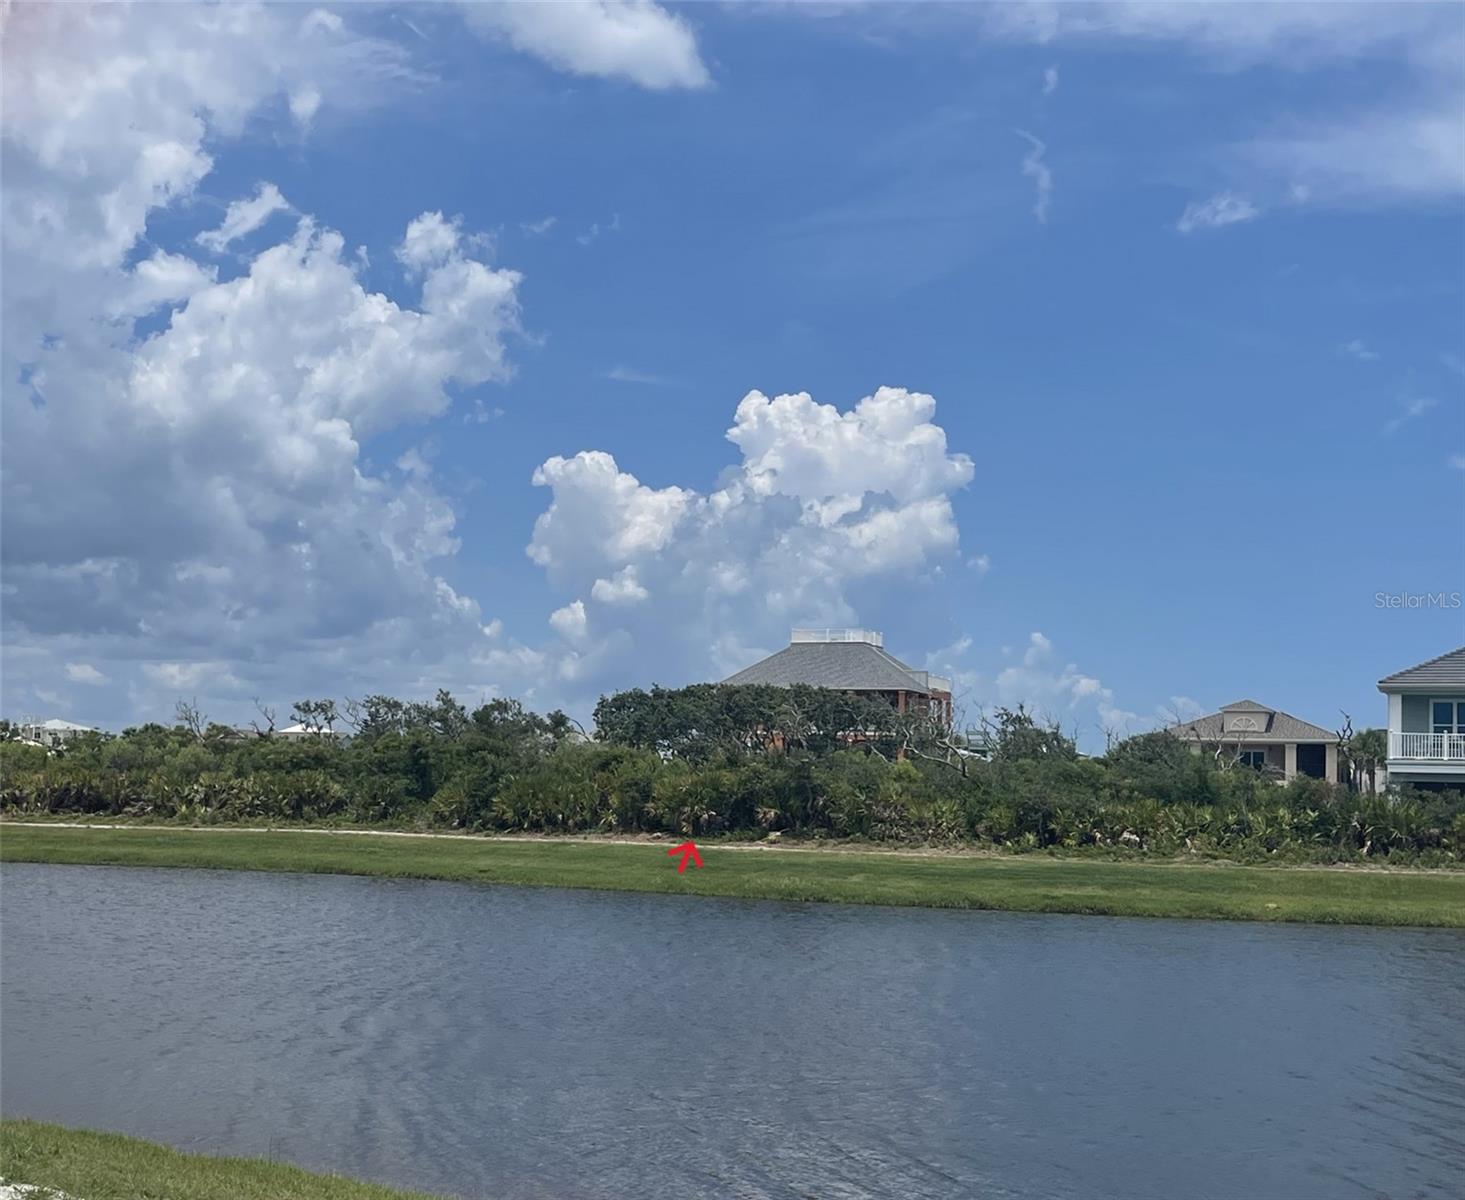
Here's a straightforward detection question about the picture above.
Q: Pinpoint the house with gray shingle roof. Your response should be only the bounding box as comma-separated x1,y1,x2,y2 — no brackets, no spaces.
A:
722,629,953,722
1169,699,1339,781
1378,647,1465,789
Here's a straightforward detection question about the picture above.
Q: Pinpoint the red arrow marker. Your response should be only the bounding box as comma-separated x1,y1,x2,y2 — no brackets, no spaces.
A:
667,840,703,873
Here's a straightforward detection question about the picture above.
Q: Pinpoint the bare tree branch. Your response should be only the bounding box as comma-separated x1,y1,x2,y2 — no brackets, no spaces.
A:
175,697,207,744
250,699,277,738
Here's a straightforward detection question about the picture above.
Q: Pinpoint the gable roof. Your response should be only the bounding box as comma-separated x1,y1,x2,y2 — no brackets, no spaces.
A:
1378,647,1465,692
1170,700,1338,744
722,640,947,694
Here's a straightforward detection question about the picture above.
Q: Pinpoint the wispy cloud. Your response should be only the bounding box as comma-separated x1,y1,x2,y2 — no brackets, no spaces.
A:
1442,352,1465,379
464,400,506,424
395,13,428,41
1041,64,1059,96
1246,103,1464,209
196,183,292,252
520,216,557,236
1341,338,1380,362
603,365,675,386
1176,191,1259,234
1448,453,1465,471
970,3,1465,212
459,0,710,91
1015,130,1052,224
64,662,108,685
1167,696,1205,722
577,213,621,246
992,631,1139,737
926,634,973,673
1384,396,1437,434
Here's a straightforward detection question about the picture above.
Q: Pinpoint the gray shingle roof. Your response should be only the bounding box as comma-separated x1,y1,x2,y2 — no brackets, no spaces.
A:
723,640,941,694
1170,700,1339,744
1377,647,1465,692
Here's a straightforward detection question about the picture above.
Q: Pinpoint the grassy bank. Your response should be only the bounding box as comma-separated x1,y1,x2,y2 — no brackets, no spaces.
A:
0,1119,437,1200
3,823,1463,926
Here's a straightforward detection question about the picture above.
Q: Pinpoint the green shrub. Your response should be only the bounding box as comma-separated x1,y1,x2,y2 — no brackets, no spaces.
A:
5,689,1462,862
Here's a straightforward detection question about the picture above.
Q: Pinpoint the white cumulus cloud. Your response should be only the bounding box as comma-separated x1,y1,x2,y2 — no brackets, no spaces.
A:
524,386,975,693
591,566,651,605
529,452,692,575
397,211,468,274
1,4,526,722
549,599,590,641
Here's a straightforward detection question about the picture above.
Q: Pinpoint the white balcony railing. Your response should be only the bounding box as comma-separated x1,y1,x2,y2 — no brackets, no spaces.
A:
1389,731,1465,762
790,628,883,646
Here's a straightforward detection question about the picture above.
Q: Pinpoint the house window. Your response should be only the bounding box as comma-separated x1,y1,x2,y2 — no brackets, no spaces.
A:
1431,701,1465,735
1239,750,1266,769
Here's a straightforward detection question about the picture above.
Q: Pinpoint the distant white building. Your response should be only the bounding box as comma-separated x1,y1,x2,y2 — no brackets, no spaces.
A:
20,718,100,748
275,722,345,741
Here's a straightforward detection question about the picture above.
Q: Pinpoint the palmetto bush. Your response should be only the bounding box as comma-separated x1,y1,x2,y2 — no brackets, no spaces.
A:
1340,793,1433,856
492,758,600,832
592,749,662,832
13,766,145,815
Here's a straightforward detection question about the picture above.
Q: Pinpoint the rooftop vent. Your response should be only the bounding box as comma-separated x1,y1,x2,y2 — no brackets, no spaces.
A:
790,628,884,647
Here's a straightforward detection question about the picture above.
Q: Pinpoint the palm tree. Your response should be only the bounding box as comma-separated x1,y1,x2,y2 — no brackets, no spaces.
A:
1341,726,1388,793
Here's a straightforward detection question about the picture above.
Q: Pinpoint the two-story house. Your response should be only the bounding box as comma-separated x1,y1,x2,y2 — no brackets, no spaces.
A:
18,718,99,748
723,628,953,722
1378,647,1465,789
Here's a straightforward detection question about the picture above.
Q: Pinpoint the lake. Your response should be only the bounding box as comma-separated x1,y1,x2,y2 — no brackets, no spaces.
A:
2,863,1462,1199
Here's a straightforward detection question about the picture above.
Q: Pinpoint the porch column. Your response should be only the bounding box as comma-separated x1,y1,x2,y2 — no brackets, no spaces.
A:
1325,743,1339,783
897,690,906,713
1284,742,1297,780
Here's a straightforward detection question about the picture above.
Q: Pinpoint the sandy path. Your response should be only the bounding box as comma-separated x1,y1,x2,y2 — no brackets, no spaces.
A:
1,820,1454,874
0,820,927,857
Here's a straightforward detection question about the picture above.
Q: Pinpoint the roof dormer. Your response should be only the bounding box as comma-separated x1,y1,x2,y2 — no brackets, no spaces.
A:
1220,700,1274,735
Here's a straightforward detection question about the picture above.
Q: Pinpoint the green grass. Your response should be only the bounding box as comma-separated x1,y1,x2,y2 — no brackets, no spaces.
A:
0,1119,439,1199
3,822,1462,926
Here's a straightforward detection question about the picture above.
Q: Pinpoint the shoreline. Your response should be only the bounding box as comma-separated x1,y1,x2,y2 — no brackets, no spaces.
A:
3,822,1462,927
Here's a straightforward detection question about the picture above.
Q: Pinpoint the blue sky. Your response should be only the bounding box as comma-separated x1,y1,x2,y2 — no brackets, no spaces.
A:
3,2,1463,746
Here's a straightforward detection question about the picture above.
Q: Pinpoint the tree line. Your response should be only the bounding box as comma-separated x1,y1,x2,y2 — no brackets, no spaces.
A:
2,685,1460,863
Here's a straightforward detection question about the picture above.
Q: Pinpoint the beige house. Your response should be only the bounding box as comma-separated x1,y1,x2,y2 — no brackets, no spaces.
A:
1171,700,1339,781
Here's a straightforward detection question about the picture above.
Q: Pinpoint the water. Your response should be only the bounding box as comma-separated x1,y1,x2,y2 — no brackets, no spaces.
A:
2,864,1462,1199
